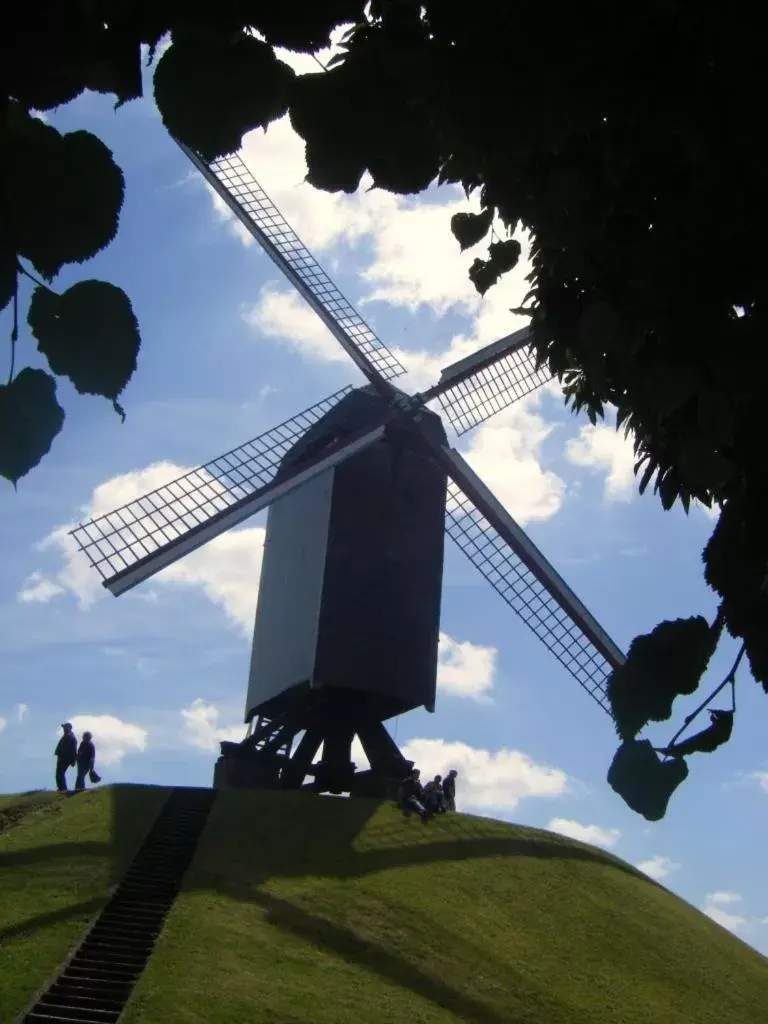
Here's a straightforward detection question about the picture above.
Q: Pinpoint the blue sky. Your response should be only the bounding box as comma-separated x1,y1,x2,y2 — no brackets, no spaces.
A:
1,55,766,956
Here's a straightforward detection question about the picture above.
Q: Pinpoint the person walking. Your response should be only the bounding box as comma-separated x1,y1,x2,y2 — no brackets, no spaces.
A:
442,768,458,811
54,723,77,792
75,731,99,791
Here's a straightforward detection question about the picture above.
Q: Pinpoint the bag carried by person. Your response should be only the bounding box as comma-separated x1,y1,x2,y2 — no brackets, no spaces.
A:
89,770,102,784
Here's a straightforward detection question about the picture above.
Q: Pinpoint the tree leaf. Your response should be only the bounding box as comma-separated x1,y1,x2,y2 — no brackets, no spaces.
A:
451,209,493,251
579,301,621,354
252,1,363,52
607,615,721,740
290,66,369,193
305,140,366,194
85,29,144,106
703,490,768,690
607,739,689,821
488,239,522,274
0,252,17,314
5,1,91,111
678,438,736,494
153,31,295,162
28,281,140,402
637,456,657,495
468,257,499,296
368,140,439,195
468,239,522,295
0,368,65,485
657,467,680,511
5,111,124,280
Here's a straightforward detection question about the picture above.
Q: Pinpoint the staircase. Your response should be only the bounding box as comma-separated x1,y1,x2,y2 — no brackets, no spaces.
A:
21,787,215,1024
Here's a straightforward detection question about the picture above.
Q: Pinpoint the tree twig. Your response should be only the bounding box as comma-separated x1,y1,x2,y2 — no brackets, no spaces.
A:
17,261,55,293
8,270,18,385
660,643,746,756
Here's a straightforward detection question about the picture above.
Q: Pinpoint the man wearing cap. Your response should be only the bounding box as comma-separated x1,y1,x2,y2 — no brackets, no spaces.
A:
54,723,77,792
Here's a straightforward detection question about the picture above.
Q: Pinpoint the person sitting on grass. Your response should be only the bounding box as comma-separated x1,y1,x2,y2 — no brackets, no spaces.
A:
424,775,447,814
398,768,429,822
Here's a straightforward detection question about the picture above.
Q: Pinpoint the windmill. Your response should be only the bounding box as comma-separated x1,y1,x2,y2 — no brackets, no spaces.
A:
70,143,626,798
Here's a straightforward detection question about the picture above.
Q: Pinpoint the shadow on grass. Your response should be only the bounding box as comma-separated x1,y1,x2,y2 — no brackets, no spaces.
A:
251,888,515,1024
0,897,105,943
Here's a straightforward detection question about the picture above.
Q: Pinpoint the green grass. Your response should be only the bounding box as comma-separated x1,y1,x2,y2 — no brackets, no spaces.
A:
3,786,767,1023
122,789,768,1024
0,783,169,1021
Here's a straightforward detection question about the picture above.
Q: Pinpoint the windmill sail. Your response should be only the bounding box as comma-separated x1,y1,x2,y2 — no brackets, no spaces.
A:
68,388,391,596
432,445,624,710
181,143,405,390
426,327,551,435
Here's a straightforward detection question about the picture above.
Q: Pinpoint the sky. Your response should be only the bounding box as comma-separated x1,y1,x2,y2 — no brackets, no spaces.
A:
1,44,766,957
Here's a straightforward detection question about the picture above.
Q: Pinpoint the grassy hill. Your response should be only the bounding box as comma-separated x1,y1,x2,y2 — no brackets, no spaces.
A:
3,785,767,1023
0,785,169,1020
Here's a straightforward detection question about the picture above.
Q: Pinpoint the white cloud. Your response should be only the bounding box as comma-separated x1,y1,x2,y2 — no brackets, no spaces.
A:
68,714,148,765
156,527,265,633
703,891,747,933
180,699,245,752
750,771,768,794
460,397,565,524
15,703,29,724
27,461,205,608
0,716,6,735
636,855,681,881
547,818,622,849
565,422,636,502
437,632,497,700
243,287,348,366
707,890,742,905
402,737,568,812
21,463,266,633
18,571,64,604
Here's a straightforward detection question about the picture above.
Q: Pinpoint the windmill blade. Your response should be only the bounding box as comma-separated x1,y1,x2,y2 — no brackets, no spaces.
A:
430,444,624,711
180,142,406,391
423,327,551,435
69,387,389,597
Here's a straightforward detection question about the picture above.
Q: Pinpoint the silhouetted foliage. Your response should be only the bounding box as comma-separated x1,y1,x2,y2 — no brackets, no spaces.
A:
607,740,689,822
2,1,765,816
608,615,722,741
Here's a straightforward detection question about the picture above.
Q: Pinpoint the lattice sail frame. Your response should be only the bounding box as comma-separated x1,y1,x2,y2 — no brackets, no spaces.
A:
70,388,353,584
445,480,614,710
202,149,406,383
436,344,551,435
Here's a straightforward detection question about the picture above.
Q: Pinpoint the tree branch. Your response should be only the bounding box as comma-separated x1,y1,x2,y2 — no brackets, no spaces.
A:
8,268,18,385
659,643,746,757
